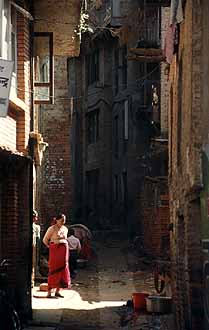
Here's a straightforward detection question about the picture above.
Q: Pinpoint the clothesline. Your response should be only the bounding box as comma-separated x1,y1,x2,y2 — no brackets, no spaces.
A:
12,63,161,102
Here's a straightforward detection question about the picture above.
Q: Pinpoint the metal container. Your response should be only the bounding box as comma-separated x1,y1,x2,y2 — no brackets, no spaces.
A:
146,295,172,313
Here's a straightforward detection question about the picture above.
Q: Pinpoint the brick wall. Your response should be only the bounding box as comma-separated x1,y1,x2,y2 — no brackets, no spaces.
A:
169,0,204,329
0,154,32,320
140,178,169,257
160,7,170,135
36,56,73,227
34,0,81,57
0,11,31,153
16,12,31,152
0,1,33,321
34,1,82,227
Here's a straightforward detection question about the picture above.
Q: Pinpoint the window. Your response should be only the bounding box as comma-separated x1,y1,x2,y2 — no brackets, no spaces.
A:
121,171,127,203
0,1,17,72
114,49,119,95
114,46,127,95
114,115,119,158
87,109,99,144
114,175,119,201
87,49,99,85
86,169,99,212
121,46,127,90
123,100,129,153
33,32,54,104
139,6,160,47
138,62,160,109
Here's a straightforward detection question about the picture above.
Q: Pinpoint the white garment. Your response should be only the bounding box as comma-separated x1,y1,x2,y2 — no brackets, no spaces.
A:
67,235,81,251
170,0,184,25
33,223,40,246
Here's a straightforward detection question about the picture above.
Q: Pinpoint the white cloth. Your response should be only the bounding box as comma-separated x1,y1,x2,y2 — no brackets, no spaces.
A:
170,0,184,25
33,223,40,246
67,235,81,251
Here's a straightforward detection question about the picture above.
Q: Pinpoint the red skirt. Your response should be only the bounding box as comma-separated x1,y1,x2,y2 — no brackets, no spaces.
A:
48,243,71,290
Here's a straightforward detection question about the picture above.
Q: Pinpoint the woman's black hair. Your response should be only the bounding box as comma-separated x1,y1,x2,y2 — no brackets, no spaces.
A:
55,214,66,221
69,228,75,236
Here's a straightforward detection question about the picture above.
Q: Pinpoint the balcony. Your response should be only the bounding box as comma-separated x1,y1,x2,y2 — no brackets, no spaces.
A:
138,0,170,5
137,79,160,124
127,5,166,61
128,47,165,62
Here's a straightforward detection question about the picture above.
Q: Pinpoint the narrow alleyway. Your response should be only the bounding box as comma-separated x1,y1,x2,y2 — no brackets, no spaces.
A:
25,231,174,330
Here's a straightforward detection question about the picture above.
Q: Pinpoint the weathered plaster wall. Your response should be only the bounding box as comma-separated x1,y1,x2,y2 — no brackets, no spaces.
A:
169,1,204,329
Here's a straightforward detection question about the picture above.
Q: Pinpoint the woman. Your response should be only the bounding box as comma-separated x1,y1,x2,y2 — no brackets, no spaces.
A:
43,214,70,298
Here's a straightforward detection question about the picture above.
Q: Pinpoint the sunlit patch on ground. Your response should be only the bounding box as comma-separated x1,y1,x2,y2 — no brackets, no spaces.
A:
32,287,126,311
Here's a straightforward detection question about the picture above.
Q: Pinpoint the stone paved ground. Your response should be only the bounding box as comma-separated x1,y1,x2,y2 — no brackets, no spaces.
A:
24,231,175,330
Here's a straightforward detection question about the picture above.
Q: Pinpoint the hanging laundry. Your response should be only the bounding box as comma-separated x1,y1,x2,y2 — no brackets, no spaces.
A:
164,24,177,64
163,0,183,65
170,0,184,25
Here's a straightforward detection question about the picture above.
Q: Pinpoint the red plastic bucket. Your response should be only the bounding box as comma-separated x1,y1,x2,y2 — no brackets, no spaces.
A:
132,292,150,310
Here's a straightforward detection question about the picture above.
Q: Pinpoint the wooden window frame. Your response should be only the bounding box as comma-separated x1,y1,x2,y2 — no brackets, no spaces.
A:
86,109,99,145
114,174,119,201
114,115,119,158
33,32,54,105
87,49,100,86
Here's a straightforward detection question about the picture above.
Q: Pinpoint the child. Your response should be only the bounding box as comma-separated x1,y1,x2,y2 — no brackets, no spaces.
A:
67,228,81,278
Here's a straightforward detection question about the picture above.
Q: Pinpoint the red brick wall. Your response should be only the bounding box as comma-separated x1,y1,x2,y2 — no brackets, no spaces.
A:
0,11,31,153
169,1,204,329
140,179,170,258
0,156,32,319
16,12,31,152
0,1,33,321
34,1,82,227
38,92,73,227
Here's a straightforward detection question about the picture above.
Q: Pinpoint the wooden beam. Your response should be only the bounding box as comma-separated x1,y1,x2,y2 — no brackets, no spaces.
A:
127,55,165,62
129,47,163,56
139,0,170,6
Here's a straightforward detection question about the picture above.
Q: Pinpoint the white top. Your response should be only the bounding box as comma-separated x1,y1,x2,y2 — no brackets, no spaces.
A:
67,235,81,251
43,224,68,246
33,223,40,246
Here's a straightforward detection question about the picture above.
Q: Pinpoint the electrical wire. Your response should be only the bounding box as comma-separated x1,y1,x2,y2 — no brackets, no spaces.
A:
12,63,161,102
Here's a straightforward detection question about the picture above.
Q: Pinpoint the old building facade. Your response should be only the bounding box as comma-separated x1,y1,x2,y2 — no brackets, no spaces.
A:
0,0,33,320
33,0,82,229
168,0,209,329
69,0,170,247
0,0,82,321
